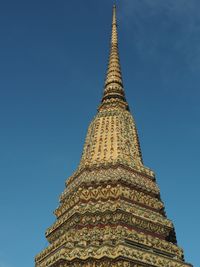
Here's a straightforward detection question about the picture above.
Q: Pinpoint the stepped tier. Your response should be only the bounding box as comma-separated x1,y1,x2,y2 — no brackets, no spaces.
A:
35,5,192,267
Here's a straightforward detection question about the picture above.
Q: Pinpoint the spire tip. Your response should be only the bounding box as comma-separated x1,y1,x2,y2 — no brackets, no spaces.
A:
99,3,128,111
112,4,117,26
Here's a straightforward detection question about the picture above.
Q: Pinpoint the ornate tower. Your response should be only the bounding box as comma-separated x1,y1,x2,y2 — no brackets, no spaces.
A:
35,6,192,267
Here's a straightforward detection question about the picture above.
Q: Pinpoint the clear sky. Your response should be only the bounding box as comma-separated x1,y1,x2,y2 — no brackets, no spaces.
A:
0,1,199,266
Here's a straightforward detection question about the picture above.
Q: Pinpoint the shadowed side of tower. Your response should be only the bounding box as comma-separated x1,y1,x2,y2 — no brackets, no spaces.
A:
35,5,193,267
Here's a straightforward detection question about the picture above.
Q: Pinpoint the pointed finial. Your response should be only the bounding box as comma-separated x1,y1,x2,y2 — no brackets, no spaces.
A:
112,4,116,24
111,4,118,45
99,5,129,111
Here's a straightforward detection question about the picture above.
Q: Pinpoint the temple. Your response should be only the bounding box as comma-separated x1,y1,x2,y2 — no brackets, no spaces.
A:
35,6,192,267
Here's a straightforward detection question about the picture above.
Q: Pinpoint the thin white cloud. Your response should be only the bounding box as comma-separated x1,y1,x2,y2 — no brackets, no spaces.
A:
117,0,200,71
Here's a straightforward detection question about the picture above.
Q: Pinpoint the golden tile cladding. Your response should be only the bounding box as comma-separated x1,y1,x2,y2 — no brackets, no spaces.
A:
78,109,148,173
36,226,184,263
36,243,191,267
35,5,193,267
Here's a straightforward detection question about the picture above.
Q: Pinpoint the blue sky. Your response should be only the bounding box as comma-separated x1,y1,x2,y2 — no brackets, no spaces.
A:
0,1,199,266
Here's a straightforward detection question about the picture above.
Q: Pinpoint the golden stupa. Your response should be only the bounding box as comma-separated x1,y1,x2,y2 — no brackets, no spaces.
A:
35,6,192,267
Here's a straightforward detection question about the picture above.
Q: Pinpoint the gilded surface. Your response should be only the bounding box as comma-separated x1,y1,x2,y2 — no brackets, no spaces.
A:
35,5,192,267
36,244,191,267
65,167,159,196
36,226,183,262
55,184,163,218
46,211,172,244
47,199,172,238
79,110,144,173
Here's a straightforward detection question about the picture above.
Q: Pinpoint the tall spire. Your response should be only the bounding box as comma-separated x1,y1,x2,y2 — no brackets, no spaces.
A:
100,5,128,110
35,6,193,267
76,4,144,173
